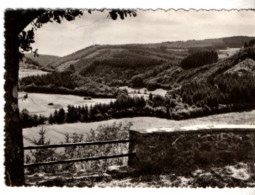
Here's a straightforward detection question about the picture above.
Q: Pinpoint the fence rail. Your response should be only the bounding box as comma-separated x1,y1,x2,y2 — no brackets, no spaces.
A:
24,153,136,167
23,139,134,167
24,139,133,150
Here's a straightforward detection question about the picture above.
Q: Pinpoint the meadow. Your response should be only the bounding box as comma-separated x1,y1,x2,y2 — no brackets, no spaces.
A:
19,68,49,78
18,92,115,117
23,109,255,147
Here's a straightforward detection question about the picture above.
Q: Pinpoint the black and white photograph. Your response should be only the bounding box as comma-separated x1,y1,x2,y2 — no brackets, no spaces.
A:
2,2,255,192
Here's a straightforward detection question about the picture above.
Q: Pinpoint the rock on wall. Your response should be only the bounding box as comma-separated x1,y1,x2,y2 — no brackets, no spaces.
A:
128,127,255,172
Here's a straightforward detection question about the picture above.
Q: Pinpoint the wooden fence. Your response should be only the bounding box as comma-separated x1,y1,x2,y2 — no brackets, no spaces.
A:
23,139,135,168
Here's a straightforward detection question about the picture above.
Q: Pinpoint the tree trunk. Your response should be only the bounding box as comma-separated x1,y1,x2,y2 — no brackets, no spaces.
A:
4,11,25,186
4,9,45,186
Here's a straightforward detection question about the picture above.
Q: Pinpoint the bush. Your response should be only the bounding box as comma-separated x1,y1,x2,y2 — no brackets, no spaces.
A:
25,122,132,176
147,82,160,91
131,75,144,88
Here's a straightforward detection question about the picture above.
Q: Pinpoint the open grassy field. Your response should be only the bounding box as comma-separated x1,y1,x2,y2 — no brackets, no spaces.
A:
18,92,115,117
218,48,240,59
19,69,49,78
119,86,167,97
23,109,255,146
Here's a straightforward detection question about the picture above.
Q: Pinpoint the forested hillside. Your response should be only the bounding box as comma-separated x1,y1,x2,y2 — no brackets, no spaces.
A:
20,45,255,126
19,36,255,100
20,44,255,97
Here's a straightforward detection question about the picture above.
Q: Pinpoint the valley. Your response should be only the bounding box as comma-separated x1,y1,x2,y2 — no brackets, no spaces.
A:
18,87,168,117
18,36,255,133
7,9,255,188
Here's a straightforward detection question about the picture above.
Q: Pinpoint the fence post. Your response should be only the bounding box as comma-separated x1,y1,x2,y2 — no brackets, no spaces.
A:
128,130,138,168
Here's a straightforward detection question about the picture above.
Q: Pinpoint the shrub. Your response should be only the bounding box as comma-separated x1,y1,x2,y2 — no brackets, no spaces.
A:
25,122,132,176
147,82,160,91
131,75,144,88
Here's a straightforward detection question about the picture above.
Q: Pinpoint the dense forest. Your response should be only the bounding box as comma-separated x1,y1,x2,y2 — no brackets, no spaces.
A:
180,73,255,107
244,39,255,48
19,71,117,97
180,50,218,69
79,57,164,87
20,109,46,128
20,71,76,89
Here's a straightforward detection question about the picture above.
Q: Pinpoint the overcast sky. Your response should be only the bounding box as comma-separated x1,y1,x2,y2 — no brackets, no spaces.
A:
28,10,255,57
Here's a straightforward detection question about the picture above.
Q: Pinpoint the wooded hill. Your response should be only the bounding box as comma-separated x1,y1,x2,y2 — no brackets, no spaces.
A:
19,36,255,97
19,37,255,126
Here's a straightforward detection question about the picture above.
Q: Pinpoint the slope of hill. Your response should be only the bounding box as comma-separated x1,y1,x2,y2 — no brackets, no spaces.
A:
43,36,254,88
161,36,255,49
48,36,254,70
19,53,60,71
112,47,255,91
25,53,60,67
20,46,255,101
224,58,255,76
19,53,60,78
48,44,187,71
20,35,255,97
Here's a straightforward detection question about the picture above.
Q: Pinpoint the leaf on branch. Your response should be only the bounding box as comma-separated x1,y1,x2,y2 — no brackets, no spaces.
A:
109,9,137,20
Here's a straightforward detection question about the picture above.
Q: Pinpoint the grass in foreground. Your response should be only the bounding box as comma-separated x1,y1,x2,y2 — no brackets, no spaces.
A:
25,161,255,188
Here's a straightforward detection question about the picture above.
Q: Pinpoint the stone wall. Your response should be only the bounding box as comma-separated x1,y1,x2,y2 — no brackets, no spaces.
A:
128,126,255,172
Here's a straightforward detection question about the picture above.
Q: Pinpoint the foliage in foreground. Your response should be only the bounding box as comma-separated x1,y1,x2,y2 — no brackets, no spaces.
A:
26,159,255,187
25,122,132,175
